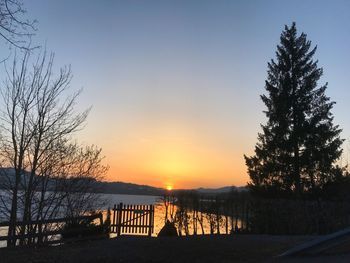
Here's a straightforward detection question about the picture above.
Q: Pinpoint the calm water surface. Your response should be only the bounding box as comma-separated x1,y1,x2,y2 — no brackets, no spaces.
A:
0,193,240,247
102,193,240,237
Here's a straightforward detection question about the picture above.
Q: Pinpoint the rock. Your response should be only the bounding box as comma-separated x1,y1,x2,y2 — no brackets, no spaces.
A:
157,220,178,237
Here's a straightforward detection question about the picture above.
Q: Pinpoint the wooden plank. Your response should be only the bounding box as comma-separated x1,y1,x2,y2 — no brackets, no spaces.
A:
152,205,155,232
110,224,152,228
145,205,149,233
0,229,62,241
120,203,123,234
129,204,132,233
130,205,133,234
126,204,129,234
117,204,120,234
112,204,116,233
130,204,134,233
133,205,137,234
143,205,146,234
122,204,126,234
131,205,135,234
131,205,134,234
136,205,139,233
131,205,134,233
125,204,130,234
148,205,152,236
121,203,126,234
138,205,142,233
135,205,138,234
137,205,141,233
117,203,122,236
135,205,139,233
141,205,145,234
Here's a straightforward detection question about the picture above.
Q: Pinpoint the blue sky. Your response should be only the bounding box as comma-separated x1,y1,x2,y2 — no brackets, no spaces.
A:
0,0,349,187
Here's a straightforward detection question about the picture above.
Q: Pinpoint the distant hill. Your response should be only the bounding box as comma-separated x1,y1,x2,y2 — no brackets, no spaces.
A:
195,186,246,194
94,181,165,196
0,168,165,196
94,183,247,196
0,167,244,196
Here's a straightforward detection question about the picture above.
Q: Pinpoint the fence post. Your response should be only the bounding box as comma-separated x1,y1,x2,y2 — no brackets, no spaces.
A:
148,205,153,237
112,204,116,233
117,202,123,236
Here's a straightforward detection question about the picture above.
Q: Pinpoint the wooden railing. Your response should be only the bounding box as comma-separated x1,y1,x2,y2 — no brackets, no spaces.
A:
0,213,103,245
0,203,156,247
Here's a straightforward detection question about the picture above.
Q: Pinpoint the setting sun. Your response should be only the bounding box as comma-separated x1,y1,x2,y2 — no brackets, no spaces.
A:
166,185,173,191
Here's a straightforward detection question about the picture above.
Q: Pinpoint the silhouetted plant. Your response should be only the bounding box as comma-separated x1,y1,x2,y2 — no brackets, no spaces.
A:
174,191,191,236
245,22,344,198
62,216,104,239
157,220,178,237
159,191,176,223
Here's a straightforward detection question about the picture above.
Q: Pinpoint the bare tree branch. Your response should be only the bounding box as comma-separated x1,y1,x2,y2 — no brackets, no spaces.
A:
0,0,37,50
0,49,107,247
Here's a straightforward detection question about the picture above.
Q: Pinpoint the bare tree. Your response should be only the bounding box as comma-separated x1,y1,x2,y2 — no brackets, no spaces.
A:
57,143,107,218
0,50,107,246
0,0,36,50
29,141,107,244
159,191,176,223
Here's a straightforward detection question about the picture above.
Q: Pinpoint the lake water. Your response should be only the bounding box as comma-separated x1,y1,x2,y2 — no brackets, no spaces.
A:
102,193,159,207
0,193,161,247
101,193,240,236
0,193,240,247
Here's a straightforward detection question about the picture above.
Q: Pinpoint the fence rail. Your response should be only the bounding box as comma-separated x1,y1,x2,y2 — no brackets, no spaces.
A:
0,213,103,244
0,214,103,227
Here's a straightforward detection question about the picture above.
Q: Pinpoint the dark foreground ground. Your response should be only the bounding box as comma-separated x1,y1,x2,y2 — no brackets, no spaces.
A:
1,235,350,263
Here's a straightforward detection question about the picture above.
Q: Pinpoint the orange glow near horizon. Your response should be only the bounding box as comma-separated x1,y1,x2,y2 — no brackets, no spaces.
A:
96,123,251,189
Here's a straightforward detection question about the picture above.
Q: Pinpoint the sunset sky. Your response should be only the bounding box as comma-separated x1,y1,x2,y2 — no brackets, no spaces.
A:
1,0,350,189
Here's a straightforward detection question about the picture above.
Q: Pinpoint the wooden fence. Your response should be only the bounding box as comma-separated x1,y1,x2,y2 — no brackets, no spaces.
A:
0,213,103,246
111,203,154,236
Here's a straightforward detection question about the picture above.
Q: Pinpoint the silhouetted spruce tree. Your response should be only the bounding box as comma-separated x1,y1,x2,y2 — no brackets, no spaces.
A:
244,23,343,197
